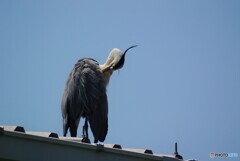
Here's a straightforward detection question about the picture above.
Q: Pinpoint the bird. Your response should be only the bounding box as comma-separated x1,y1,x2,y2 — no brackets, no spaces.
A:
61,45,137,143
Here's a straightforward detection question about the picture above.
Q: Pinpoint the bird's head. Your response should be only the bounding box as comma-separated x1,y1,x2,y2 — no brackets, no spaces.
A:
100,45,137,73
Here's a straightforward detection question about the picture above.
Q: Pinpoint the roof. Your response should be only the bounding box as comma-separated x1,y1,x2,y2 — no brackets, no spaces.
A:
0,125,182,161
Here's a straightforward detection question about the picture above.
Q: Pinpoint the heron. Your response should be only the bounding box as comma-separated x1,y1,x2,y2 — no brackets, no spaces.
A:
61,45,137,143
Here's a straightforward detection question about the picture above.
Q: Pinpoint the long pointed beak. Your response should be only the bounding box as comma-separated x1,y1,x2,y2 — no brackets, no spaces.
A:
123,45,138,55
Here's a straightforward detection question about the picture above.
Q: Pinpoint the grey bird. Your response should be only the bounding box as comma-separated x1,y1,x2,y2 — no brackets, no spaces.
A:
61,45,137,143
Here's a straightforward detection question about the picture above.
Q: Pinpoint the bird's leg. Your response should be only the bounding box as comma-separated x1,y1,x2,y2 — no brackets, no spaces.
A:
81,118,87,137
82,125,85,136
84,118,89,139
81,118,90,143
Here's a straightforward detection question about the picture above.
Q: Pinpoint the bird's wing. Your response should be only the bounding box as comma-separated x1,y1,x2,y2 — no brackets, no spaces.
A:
61,58,107,137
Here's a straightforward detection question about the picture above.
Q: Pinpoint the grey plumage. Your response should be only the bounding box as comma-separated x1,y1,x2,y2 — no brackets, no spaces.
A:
61,46,137,143
61,58,108,142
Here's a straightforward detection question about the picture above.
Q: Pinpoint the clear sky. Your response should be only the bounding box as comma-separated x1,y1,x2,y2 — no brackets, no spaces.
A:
0,0,239,160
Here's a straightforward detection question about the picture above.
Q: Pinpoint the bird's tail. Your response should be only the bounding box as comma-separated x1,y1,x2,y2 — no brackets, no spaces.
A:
63,115,78,137
98,118,108,142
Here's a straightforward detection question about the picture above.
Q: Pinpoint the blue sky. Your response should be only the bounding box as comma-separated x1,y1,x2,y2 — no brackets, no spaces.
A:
0,0,240,160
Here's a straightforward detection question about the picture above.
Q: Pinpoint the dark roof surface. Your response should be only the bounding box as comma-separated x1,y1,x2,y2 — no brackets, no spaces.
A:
0,125,182,161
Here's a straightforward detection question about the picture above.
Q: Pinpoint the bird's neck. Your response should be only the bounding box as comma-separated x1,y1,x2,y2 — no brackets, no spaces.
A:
100,64,113,86
103,71,113,86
